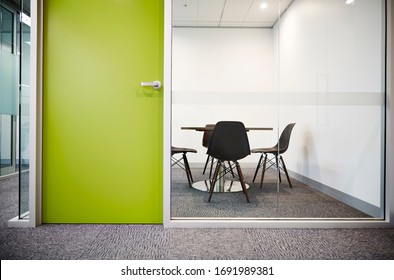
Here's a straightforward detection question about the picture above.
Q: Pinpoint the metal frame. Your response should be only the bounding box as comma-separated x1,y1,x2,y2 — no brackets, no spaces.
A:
163,0,394,228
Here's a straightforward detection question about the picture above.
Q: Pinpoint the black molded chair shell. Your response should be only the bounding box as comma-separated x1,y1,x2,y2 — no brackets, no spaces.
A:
251,123,295,155
207,121,250,161
206,121,250,203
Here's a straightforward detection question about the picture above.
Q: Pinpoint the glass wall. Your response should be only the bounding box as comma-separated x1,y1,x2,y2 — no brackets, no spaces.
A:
0,0,31,219
275,0,385,219
170,0,385,220
18,0,30,217
0,3,17,177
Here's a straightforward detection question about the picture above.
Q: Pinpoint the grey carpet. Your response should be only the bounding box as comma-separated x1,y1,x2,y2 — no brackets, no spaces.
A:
1,174,394,260
171,168,370,218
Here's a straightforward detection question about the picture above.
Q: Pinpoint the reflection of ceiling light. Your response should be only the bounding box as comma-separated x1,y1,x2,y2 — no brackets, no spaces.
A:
260,3,268,9
345,0,354,4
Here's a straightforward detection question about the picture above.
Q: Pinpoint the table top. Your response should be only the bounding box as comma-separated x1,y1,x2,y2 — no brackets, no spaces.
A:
181,126,273,131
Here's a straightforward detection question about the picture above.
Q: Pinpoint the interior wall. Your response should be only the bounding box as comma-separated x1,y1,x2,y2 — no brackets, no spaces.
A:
274,0,384,208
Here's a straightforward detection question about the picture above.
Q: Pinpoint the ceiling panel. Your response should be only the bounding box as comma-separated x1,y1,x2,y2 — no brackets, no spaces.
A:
173,0,294,28
220,0,253,22
245,0,281,22
173,0,199,22
198,0,226,21
173,0,225,27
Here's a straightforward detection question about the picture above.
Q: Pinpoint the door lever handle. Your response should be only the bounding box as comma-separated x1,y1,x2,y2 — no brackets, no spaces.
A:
140,80,161,90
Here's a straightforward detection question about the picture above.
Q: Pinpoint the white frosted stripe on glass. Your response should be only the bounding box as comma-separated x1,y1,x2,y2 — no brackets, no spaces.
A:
0,50,18,115
172,91,384,106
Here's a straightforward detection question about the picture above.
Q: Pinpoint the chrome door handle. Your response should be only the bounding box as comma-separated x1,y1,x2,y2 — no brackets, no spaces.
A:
140,80,161,90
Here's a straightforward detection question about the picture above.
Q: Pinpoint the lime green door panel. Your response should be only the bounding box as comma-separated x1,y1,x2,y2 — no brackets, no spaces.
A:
43,0,163,223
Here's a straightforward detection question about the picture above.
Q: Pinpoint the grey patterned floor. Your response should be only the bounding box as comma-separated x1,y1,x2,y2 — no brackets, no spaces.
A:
1,174,394,260
171,168,371,218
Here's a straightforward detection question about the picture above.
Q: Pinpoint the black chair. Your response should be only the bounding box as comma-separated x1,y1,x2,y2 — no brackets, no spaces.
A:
251,123,296,188
171,146,197,187
207,121,251,203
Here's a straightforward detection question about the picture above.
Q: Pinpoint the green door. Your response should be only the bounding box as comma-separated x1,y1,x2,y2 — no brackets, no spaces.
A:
42,0,163,223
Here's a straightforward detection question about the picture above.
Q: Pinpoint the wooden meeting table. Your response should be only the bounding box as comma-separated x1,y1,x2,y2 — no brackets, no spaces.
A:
181,125,273,192
181,126,273,132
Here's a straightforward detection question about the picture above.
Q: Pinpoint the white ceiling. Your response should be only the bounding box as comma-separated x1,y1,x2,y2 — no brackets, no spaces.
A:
173,0,294,28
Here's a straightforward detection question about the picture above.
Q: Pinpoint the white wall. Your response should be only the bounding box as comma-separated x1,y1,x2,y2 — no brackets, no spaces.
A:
172,0,385,210
172,27,277,164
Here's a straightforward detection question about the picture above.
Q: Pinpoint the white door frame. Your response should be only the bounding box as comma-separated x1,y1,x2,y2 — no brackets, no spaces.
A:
162,0,394,228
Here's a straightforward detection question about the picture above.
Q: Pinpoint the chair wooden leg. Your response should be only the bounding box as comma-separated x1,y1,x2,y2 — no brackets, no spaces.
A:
260,154,267,188
279,155,293,188
182,153,193,187
209,156,214,178
235,161,250,203
275,155,282,183
227,161,235,178
208,161,221,202
252,153,263,182
203,155,210,174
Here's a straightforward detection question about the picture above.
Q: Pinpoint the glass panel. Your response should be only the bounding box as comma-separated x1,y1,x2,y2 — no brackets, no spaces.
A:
170,0,385,221
1,4,17,176
1,0,31,219
18,1,31,218
276,0,385,218
0,4,13,52
0,115,15,170
171,0,282,218
0,51,18,115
